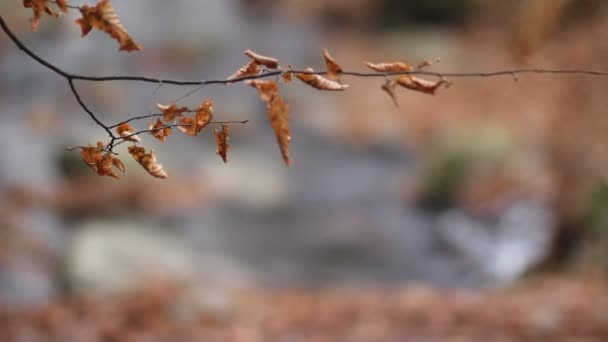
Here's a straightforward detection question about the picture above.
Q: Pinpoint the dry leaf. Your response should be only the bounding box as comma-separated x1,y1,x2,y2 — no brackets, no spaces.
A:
128,146,168,179
396,76,448,95
178,99,214,136
282,65,293,84
157,103,188,122
381,80,399,107
149,118,172,142
79,142,123,179
227,60,261,82
55,0,68,13
267,95,291,166
213,124,230,163
247,79,280,102
75,0,142,52
295,67,349,91
23,0,59,31
323,48,343,80
116,122,141,142
244,50,280,69
416,58,440,70
364,61,413,73
80,144,103,172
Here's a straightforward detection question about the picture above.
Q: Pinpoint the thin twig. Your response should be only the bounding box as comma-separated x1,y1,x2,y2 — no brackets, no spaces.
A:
2,14,608,153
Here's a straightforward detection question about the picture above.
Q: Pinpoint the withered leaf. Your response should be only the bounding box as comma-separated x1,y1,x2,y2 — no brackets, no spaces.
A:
157,103,188,122
246,79,280,102
267,95,291,166
295,67,349,91
128,145,168,179
79,143,123,179
149,118,172,142
213,124,230,163
396,76,448,95
23,0,59,31
111,157,126,173
381,80,399,107
244,50,280,69
282,65,293,84
323,48,343,80
75,0,142,52
179,99,214,136
365,61,413,73
227,60,261,83
80,144,103,172
116,122,141,142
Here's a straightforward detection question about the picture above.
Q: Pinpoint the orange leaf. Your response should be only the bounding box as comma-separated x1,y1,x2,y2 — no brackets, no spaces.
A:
244,50,279,69
149,118,172,142
178,99,214,136
267,95,291,166
396,76,449,95
128,146,168,179
364,61,413,73
96,153,119,179
55,0,68,13
381,80,399,107
111,157,126,173
23,0,59,31
282,65,293,84
75,0,142,52
116,122,141,142
246,79,280,102
227,60,261,83
213,124,230,163
295,67,349,91
322,48,343,80
157,103,188,122
80,144,103,172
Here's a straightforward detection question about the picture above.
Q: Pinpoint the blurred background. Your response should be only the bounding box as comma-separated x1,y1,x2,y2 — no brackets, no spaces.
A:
1,0,608,340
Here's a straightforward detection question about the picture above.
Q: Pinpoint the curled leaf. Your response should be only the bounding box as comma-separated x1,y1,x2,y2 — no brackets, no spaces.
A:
246,79,280,102
295,67,349,91
128,146,168,179
282,65,293,84
79,143,123,179
75,0,142,52
213,124,230,163
364,61,413,73
416,58,440,70
396,76,449,95
179,99,214,136
116,122,141,142
23,0,60,31
381,80,399,107
244,50,279,69
55,0,68,13
157,103,188,122
267,95,291,166
149,118,172,142
227,60,261,82
322,48,343,80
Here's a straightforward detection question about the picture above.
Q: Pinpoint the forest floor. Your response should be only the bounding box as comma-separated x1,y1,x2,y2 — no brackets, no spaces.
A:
2,273,607,341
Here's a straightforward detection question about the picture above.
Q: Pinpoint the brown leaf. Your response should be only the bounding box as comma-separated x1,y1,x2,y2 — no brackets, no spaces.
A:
381,80,399,107
128,146,168,179
282,65,293,84
295,67,349,91
23,0,58,31
244,50,280,69
416,58,440,70
396,76,448,95
116,122,141,142
55,0,68,13
246,79,280,102
364,61,413,73
227,60,261,83
157,103,188,122
149,118,172,142
96,153,119,179
267,95,291,166
75,0,142,52
80,144,103,172
178,99,214,136
111,157,126,173
213,124,230,163
323,48,343,80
